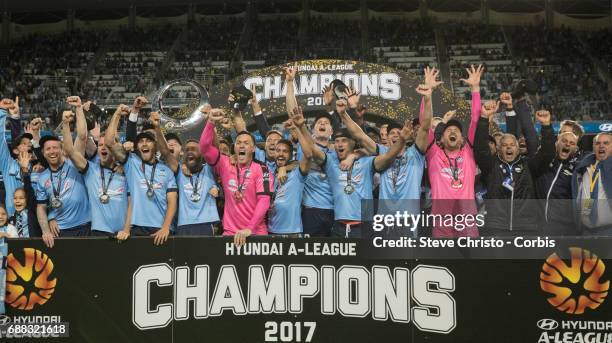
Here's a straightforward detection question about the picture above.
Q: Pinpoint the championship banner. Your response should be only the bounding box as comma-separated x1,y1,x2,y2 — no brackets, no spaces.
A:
1,237,611,342
180,59,469,140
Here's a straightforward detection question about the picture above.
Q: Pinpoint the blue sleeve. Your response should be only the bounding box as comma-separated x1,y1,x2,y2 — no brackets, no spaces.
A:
0,110,13,174
35,176,49,203
166,166,178,191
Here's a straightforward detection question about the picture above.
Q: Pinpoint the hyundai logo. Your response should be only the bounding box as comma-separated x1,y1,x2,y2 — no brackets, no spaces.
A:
599,123,612,132
537,319,559,330
0,315,11,325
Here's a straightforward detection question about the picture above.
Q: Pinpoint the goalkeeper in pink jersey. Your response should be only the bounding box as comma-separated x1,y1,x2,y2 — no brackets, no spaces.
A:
420,65,484,237
199,109,274,246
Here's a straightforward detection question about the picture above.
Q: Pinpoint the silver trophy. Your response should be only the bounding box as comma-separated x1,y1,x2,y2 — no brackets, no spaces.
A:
151,79,209,131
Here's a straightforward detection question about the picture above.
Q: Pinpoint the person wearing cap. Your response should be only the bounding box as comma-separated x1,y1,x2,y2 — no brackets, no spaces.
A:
475,106,555,236
421,65,484,238
0,98,38,216
105,106,178,245
61,99,130,237
200,108,274,246
340,81,434,235
35,116,92,248
305,108,413,238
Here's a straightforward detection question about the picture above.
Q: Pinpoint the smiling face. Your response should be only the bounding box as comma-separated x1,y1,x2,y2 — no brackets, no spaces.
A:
441,126,463,151
265,132,282,161
13,189,26,212
499,134,519,163
234,133,256,165
43,140,63,168
275,142,292,167
137,137,157,163
555,132,578,160
184,141,202,171
593,133,611,161
334,136,355,161
387,128,402,146
314,117,333,140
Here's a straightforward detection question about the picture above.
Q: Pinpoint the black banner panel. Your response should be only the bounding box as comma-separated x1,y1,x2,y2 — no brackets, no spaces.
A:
2,237,611,342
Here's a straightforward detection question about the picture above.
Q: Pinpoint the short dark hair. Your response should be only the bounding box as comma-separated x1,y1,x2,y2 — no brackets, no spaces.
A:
235,131,256,145
275,139,294,160
39,135,62,149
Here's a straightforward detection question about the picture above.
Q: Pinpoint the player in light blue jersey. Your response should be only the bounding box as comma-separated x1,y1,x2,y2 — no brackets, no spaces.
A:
306,98,412,238
61,104,131,237
294,113,337,236
36,133,92,247
282,64,338,236
170,139,220,236
340,80,435,236
105,107,178,245
269,112,313,235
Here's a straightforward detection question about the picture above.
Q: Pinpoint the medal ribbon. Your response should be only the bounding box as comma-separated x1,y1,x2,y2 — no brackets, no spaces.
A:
50,163,64,200
141,160,157,194
100,163,115,197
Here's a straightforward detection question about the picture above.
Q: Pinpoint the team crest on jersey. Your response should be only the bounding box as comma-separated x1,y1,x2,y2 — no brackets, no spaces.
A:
44,178,72,196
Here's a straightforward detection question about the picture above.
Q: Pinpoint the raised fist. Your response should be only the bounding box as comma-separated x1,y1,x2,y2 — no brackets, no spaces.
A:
535,110,551,126
209,109,225,123
149,111,161,128
66,96,82,107
62,110,75,123
133,96,148,111
500,92,512,107
115,104,130,116
480,100,500,119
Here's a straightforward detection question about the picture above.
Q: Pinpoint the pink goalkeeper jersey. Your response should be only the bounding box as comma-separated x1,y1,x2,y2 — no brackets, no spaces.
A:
421,92,481,237
200,122,273,236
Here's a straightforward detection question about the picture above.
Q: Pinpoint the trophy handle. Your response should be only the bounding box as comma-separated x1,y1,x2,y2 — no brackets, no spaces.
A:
151,79,209,131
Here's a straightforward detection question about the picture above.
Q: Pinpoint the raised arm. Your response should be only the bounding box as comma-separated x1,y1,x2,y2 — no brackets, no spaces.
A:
285,114,311,174
66,96,88,156
0,99,15,171
199,109,225,165
415,84,433,152
292,107,326,165
104,104,130,163
374,120,410,171
246,84,272,138
61,110,87,171
474,100,500,175
514,97,538,157
529,110,555,177
284,63,299,115
337,93,377,155
149,111,179,173
419,67,444,146
459,64,484,144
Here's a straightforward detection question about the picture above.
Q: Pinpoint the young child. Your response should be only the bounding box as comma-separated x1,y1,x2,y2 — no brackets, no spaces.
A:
0,205,18,241
10,188,32,237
